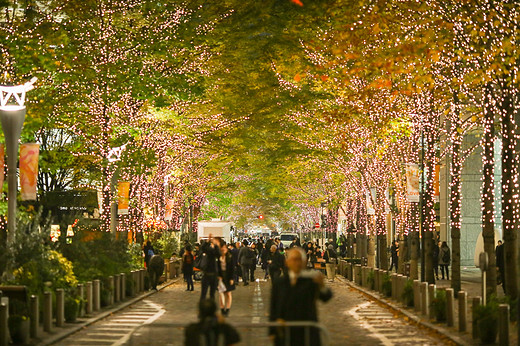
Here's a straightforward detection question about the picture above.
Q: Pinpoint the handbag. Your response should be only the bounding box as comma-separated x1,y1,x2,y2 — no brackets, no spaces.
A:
218,278,227,293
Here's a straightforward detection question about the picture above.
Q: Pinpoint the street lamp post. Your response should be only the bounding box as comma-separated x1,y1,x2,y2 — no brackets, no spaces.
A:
0,78,37,244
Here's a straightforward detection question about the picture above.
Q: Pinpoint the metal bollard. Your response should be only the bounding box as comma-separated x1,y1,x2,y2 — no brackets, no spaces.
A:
498,304,509,346
85,282,93,314
56,288,65,327
30,295,39,338
413,280,421,311
420,282,429,316
114,274,120,303
373,269,379,292
355,265,362,285
446,288,455,327
472,296,481,339
43,292,52,332
428,284,436,320
93,279,101,311
121,273,126,300
458,291,467,332
0,303,7,346
108,276,115,305
132,271,138,295
361,267,367,287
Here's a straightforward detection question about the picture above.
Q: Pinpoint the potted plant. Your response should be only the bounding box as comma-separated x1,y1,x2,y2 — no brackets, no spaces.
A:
430,290,446,322
382,273,392,297
401,279,414,307
65,296,81,322
8,315,30,344
474,303,498,344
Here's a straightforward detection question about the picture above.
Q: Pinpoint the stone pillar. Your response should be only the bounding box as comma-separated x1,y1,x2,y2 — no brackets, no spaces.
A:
30,295,38,338
85,281,93,314
420,282,429,316
458,291,467,332
114,274,120,303
43,292,52,332
121,273,126,300
56,288,65,327
391,273,398,300
77,284,85,317
413,280,421,311
498,304,509,346
140,269,146,291
446,288,455,327
0,303,7,346
428,285,436,320
397,275,405,303
93,279,101,311
108,276,115,305
472,296,481,339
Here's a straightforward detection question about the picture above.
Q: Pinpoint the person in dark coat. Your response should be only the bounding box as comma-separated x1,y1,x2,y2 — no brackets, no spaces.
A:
183,246,195,291
148,254,164,290
200,235,221,301
143,241,155,267
267,245,285,281
185,299,240,346
439,241,451,280
218,243,236,316
270,247,332,346
238,240,253,286
496,240,505,293
389,240,399,272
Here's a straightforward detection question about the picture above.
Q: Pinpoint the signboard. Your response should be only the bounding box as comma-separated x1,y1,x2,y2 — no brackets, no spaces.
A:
117,182,130,215
405,163,420,202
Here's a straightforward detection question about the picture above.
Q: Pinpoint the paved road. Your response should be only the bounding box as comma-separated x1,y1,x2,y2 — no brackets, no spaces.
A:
56,276,455,346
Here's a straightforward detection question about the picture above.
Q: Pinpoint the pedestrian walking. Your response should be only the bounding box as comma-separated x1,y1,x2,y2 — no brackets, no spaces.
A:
218,242,235,316
439,241,450,280
433,241,440,280
199,235,221,301
269,247,332,346
267,245,285,281
183,245,195,291
238,240,254,286
148,254,164,290
143,240,155,268
249,243,259,282
185,299,240,346
323,244,338,282
389,240,399,272
496,240,506,293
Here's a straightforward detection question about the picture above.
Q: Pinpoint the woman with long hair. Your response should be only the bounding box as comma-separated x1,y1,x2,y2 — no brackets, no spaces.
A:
218,242,236,316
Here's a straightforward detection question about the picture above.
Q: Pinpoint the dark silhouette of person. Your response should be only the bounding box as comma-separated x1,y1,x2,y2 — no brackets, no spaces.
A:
496,240,505,293
148,254,164,290
185,299,240,346
270,247,332,346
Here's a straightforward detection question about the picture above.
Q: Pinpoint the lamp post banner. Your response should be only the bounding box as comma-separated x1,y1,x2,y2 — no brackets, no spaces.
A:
0,144,4,196
20,143,39,200
164,199,174,221
117,182,130,215
405,163,420,202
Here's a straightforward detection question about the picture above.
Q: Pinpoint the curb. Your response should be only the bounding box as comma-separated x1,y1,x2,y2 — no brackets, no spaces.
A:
38,277,183,346
337,276,471,346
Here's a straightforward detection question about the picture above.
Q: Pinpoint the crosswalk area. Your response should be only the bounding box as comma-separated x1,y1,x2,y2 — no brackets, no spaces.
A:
59,300,165,346
348,301,450,346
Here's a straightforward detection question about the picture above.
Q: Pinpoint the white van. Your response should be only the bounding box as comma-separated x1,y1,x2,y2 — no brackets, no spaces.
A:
280,233,299,249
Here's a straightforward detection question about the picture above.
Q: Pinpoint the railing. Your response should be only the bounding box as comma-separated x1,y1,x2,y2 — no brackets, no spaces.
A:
126,321,330,346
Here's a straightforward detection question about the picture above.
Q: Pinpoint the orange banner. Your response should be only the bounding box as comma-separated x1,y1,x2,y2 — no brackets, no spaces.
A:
20,143,39,201
117,182,130,215
0,144,4,198
165,199,174,221
434,164,440,197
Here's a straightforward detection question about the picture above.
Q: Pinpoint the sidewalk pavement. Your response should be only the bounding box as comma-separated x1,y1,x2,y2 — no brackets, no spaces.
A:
36,277,182,346
341,266,516,346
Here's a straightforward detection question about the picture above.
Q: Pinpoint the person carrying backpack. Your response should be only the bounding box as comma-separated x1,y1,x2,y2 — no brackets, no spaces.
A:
439,241,451,280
